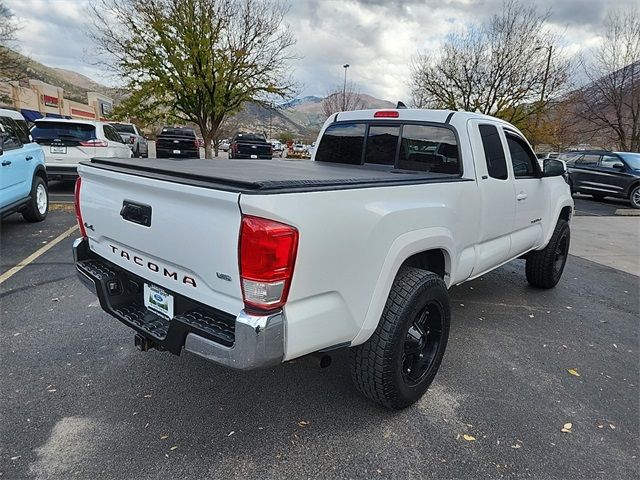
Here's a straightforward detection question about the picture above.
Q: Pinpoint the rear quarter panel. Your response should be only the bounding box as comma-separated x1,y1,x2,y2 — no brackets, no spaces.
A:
240,179,481,360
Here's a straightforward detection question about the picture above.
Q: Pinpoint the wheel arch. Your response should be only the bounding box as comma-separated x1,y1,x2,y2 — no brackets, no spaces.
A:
33,164,48,184
625,180,640,197
351,228,455,346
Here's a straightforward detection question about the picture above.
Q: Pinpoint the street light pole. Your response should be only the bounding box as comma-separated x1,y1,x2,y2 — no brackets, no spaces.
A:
342,64,350,111
533,45,553,149
540,45,553,104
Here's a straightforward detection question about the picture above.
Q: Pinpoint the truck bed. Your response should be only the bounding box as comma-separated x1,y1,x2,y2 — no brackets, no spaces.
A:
85,157,465,194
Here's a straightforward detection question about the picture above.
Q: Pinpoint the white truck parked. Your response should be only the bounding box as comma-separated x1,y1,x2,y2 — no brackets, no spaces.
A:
73,109,573,409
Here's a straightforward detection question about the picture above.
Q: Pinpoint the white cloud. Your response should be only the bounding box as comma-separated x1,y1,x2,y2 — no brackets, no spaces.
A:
5,0,638,101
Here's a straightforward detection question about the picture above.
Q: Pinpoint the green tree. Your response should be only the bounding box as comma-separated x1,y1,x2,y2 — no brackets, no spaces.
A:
277,131,294,144
90,0,296,158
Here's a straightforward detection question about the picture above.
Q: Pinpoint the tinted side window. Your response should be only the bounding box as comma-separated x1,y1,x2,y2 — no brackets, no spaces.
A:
365,125,399,165
104,125,123,143
315,123,365,165
576,154,599,166
0,117,23,151
479,124,507,180
506,133,537,177
398,125,459,174
600,154,622,168
14,119,31,144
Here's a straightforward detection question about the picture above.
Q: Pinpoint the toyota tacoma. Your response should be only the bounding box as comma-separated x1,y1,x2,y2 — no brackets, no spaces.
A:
73,109,573,409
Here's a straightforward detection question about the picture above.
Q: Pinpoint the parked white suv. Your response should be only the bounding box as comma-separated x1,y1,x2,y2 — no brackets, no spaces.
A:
31,119,131,180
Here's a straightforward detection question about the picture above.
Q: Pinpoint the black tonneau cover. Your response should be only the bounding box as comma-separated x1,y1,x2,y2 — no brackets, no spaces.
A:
85,157,465,194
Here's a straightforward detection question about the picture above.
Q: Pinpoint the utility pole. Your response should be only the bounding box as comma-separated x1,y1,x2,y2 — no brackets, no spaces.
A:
540,45,553,104
533,45,553,149
342,64,350,111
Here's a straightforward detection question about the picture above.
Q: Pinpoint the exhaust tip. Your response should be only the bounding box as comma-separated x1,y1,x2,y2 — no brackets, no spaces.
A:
319,354,332,369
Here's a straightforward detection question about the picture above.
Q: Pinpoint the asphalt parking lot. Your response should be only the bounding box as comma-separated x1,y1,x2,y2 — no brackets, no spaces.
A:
1,202,638,479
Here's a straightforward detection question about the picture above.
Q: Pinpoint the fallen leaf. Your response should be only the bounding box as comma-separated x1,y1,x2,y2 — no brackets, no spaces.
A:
51,298,59,302
609,424,615,430
10,456,21,461
160,434,169,440
298,420,310,427
597,425,603,429
164,454,169,458
462,434,476,441
565,306,572,309
561,422,573,433
511,444,522,449
13,332,21,337
170,446,178,451
567,368,581,377
227,431,235,437
143,394,152,398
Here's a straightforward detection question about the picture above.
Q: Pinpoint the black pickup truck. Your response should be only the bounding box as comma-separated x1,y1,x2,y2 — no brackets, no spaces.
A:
228,132,272,159
156,126,199,159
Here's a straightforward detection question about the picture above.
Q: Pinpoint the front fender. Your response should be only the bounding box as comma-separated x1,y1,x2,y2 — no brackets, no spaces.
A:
350,227,455,346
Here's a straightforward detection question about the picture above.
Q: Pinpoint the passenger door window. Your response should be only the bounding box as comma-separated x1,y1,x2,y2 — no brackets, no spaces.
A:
479,124,508,180
505,133,537,178
364,125,399,166
576,154,600,167
600,154,623,169
0,117,23,151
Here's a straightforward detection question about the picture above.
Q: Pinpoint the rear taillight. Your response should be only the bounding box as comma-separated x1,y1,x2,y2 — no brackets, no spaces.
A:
74,177,87,238
239,215,299,312
79,139,109,147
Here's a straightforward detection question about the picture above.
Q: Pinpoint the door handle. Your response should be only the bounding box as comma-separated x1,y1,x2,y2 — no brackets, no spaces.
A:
516,192,528,201
1,160,11,166
25,155,33,161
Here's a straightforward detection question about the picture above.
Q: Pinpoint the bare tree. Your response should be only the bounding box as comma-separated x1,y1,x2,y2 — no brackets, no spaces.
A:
575,9,640,152
410,0,570,130
89,0,296,158
0,1,26,100
322,81,366,118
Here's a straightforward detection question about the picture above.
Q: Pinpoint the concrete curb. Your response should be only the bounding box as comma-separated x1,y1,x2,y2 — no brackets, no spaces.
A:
615,209,640,216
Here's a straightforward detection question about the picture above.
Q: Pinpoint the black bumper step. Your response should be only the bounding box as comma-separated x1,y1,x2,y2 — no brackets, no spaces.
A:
75,256,236,353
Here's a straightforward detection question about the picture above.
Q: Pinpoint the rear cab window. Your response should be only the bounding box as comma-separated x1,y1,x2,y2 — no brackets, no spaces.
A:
315,121,461,175
159,127,196,138
111,123,136,134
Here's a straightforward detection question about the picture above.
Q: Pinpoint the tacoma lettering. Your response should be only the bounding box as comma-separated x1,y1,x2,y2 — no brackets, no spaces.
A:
107,244,196,287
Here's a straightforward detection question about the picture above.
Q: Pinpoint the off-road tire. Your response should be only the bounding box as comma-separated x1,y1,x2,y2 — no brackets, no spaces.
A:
350,267,450,410
22,176,48,222
526,219,570,289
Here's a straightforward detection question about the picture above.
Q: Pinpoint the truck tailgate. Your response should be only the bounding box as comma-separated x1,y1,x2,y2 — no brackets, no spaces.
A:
78,163,244,315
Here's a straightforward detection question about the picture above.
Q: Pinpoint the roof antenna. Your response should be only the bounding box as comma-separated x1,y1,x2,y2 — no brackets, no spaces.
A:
396,101,407,109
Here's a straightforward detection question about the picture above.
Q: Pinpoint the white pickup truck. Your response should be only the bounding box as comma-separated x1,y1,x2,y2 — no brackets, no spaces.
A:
73,109,573,409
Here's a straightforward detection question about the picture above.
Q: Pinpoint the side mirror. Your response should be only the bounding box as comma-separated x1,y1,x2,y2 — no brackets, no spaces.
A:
542,159,566,177
613,163,625,170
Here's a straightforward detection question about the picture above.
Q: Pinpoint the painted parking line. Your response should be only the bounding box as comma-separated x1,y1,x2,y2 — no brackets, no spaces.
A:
0,224,78,285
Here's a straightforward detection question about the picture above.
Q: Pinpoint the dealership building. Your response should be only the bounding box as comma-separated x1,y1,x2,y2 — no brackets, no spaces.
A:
0,79,113,122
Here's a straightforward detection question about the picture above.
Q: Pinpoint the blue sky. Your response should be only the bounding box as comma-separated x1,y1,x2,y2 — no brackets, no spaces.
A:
5,0,638,102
